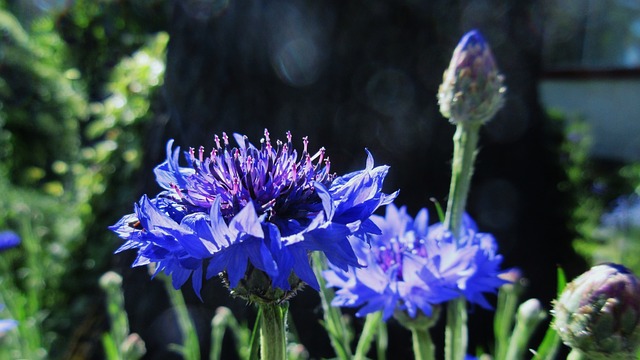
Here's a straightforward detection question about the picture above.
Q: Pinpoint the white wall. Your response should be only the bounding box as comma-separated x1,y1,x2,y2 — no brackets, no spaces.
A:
539,79,640,162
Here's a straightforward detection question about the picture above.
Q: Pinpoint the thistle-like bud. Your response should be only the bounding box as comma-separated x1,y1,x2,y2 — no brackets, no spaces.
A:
552,263,640,358
438,30,506,124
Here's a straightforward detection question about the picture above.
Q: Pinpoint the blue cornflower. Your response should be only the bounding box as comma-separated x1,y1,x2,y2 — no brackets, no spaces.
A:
0,231,20,251
110,129,397,301
323,204,507,320
324,205,458,320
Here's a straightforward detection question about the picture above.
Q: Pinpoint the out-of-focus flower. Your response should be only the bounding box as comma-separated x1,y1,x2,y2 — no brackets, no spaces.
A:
438,30,505,124
0,304,16,333
553,263,640,357
0,231,20,251
110,129,397,302
602,194,640,232
323,204,507,321
0,318,17,333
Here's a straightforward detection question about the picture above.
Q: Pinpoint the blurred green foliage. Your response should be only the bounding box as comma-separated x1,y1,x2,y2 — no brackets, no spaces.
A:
551,109,640,275
0,1,168,358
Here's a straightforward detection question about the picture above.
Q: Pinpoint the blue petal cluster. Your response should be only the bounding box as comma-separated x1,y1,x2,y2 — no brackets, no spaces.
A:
323,204,507,320
0,231,19,332
110,130,397,298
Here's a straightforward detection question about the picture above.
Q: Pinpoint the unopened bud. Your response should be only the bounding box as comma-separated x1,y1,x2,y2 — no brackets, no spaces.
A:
552,263,640,358
438,30,506,124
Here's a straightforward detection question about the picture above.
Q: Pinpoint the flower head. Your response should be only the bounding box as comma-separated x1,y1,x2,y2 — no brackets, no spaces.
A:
323,204,507,321
553,263,640,357
438,30,506,124
110,129,397,302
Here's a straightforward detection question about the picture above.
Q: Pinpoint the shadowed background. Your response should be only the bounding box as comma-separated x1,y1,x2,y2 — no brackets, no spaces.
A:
125,1,584,358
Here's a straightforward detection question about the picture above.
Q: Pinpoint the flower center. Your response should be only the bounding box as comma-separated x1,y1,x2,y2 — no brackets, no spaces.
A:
179,129,334,233
372,231,428,280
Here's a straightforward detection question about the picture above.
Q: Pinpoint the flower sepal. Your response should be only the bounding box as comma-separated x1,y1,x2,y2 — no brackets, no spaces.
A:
224,264,305,305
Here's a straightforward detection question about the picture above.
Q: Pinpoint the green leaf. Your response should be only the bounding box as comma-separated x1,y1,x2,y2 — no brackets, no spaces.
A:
531,266,565,360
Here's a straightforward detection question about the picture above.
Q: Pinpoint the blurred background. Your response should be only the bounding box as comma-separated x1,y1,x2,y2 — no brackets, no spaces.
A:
0,0,639,359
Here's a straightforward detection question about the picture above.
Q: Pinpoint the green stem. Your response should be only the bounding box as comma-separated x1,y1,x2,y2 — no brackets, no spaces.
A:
411,327,435,360
311,252,353,360
354,311,382,360
443,121,480,360
376,319,388,360
493,282,522,360
259,303,287,360
505,300,546,360
445,298,468,360
161,275,200,360
443,122,481,239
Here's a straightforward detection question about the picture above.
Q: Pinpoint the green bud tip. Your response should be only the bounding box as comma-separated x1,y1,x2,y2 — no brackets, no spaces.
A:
99,271,123,290
121,333,146,357
212,306,233,327
438,29,506,125
552,263,640,358
517,298,546,323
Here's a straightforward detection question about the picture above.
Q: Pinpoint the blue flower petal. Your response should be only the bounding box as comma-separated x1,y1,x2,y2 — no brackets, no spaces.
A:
192,267,204,300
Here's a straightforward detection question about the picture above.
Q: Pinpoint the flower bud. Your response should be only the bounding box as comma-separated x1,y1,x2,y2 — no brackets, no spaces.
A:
552,263,640,357
438,30,506,124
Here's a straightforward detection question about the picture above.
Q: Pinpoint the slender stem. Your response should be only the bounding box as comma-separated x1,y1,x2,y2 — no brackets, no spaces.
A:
311,252,353,360
445,298,468,360
443,122,481,239
411,327,435,360
259,302,287,360
443,121,480,360
161,275,200,360
505,302,546,360
354,311,382,360
376,319,388,360
493,283,521,360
